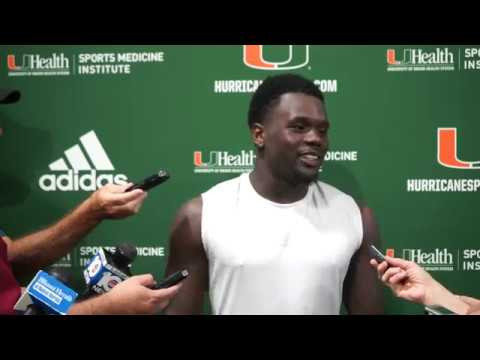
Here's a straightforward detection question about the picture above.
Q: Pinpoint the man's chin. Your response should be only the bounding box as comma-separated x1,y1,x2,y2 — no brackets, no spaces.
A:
296,166,320,184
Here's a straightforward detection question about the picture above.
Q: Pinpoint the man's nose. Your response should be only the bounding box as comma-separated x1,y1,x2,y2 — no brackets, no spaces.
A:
304,129,324,145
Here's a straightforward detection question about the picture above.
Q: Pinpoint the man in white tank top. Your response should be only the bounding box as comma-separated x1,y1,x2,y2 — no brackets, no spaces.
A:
165,74,383,314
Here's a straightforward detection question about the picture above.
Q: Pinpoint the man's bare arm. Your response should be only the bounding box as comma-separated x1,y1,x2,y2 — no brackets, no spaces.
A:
343,206,384,314
164,196,209,314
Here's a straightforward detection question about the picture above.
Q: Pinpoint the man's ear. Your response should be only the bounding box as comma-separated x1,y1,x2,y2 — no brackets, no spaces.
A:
250,122,265,149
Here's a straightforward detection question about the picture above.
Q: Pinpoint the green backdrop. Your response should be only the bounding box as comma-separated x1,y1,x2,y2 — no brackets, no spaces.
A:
1,45,479,314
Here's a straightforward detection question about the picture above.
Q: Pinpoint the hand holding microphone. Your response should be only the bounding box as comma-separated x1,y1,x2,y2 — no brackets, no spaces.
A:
82,243,188,295
76,242,188,314
99,273,183,315
81,243,137,298
74,270,186,315
14,268,78,315
73,170,188,314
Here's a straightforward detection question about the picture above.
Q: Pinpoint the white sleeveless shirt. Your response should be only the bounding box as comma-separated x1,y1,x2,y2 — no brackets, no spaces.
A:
201,173,363,315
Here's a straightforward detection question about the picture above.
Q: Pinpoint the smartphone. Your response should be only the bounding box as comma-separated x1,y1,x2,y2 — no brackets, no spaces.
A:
369,245,387,264
152,269,189,289
125,170,170,192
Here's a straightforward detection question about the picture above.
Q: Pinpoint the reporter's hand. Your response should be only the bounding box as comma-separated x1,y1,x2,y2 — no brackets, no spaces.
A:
458,295,480,315
369,256,438,305
103,274,182,315
87,183,147,220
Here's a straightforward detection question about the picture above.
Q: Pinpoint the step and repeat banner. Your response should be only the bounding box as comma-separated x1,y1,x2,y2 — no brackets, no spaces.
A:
1,45,479,314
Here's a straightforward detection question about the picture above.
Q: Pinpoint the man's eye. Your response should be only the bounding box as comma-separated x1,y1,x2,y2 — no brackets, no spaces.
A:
291,124,306,130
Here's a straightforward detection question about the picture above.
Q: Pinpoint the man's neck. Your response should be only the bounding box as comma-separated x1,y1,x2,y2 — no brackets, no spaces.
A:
249,167,310,204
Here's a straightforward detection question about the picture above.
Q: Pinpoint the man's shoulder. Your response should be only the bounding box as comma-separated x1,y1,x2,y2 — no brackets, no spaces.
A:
177,175,244,220
315,180,352,198
314,180,362,209
177,196,202,220
202,174,243,197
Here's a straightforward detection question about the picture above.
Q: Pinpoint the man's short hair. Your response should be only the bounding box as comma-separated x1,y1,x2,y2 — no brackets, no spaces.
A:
247,74,324,128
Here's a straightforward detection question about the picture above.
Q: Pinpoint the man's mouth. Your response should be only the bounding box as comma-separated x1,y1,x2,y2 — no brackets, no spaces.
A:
298,152,323,168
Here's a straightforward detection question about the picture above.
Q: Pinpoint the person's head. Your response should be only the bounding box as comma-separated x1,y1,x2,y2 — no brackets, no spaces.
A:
248,74,329,184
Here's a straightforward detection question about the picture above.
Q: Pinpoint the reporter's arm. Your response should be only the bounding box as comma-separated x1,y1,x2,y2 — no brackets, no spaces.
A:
8,184,146,275
372,256,470,314
457,295,480,308
68,274,181,315
427,284,470,315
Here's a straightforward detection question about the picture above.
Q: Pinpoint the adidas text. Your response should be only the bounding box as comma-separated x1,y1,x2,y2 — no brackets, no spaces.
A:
39,170,128,191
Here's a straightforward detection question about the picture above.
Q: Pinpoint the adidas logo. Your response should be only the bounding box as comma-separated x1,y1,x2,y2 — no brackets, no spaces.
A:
39,130,128,192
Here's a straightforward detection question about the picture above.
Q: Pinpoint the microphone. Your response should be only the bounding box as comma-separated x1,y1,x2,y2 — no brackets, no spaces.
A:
81,243,137,298
49,267,73,286
14,269,78,315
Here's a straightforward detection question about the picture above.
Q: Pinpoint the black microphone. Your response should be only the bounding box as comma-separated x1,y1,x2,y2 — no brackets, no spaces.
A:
81,243,138,299
48,267,73,286
111,243,137,276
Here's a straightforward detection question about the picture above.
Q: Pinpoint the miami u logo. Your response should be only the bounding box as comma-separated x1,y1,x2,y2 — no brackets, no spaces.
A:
243,45,309,70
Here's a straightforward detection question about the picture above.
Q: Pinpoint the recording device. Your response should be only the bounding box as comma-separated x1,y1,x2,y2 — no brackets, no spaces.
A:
369,245,388,264
0,88,21,104
152,269,189,289
14,270,78,315
125,170,170,192
81,243,137,298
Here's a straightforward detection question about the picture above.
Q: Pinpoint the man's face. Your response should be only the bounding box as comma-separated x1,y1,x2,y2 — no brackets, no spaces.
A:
255,92,329,184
